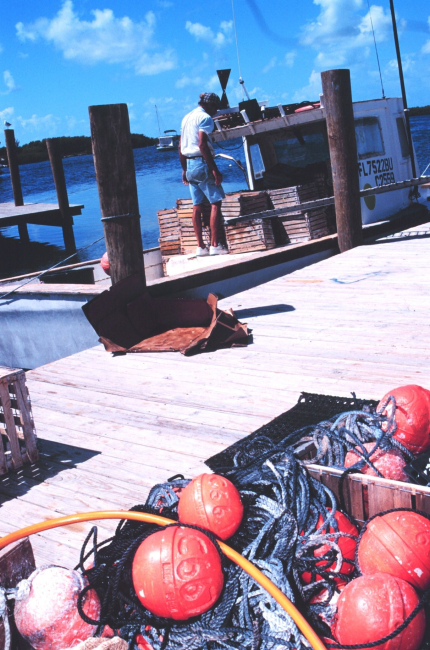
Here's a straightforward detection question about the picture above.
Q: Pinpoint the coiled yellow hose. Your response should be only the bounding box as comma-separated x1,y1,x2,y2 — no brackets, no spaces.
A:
0,510,327,650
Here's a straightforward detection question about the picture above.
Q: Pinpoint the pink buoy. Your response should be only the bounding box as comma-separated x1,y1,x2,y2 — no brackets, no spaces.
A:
345,442,408,482
14,566,100,650
100,252,110,276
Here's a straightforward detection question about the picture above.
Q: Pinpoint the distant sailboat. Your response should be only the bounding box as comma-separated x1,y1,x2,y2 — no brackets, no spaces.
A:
155,105,178,152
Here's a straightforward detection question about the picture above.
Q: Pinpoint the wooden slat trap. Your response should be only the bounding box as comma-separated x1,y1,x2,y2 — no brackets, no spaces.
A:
0,367,39,475
268,183,331,244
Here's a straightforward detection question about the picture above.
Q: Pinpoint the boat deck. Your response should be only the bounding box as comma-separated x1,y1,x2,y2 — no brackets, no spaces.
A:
1,223,429,567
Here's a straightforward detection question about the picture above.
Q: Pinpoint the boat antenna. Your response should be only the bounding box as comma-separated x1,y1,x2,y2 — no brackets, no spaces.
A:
231,0,245,99
367,0,385,99
155,105,162,138
389,0,417,179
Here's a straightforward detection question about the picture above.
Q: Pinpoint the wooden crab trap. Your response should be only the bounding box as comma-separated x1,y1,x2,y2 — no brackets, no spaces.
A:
0,367,38,475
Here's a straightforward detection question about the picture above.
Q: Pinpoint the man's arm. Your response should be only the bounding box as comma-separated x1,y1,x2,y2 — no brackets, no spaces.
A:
178,136,189,185
199,131,223,186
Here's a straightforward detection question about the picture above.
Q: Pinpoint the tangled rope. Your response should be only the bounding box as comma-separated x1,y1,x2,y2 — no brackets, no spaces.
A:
288,395,413,477
77,449,360,649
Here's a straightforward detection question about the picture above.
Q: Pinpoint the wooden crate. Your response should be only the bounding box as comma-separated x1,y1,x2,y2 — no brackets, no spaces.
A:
0,367,38,474
157,209,181,257
225,218,276,254
221,191,270,218
307,463,430,526
297,442,430,525
268,183,330,243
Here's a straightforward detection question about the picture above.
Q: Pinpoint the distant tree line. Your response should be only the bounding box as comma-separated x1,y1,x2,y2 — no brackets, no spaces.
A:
410,106,430,116
0,133,157,166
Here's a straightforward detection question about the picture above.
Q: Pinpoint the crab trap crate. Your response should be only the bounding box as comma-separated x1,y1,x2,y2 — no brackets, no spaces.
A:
0,367,39,475
206,391,430,526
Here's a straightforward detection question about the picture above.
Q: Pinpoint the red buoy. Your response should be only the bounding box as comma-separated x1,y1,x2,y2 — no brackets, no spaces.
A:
100,251,110,276
332,572,425,650
178,473,243,540
301,510,358,584
310,582,346,627
14,566,100,650
378,384,430,454
345,442,408,481
132,526,224,620
357,510,430,591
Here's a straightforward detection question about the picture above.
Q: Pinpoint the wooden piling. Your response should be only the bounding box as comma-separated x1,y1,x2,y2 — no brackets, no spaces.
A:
4,129,29,244
88,103,145,286
46,138,77,253
321,69,363,252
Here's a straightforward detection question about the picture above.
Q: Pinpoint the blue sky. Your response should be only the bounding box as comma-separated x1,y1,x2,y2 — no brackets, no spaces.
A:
1,0,430,144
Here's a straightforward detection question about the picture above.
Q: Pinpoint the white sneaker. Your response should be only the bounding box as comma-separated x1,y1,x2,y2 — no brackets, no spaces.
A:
209,244,228,256
196,246,209,257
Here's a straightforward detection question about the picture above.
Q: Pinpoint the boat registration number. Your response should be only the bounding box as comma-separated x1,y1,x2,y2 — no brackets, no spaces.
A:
358,157,395,187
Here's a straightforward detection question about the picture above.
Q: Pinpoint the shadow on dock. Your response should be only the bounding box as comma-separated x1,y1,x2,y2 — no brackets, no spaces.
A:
0,439,100,505
235,304,295,319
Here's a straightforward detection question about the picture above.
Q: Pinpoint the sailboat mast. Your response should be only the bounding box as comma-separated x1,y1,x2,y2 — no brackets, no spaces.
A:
155,105,162,137
389,0,417,178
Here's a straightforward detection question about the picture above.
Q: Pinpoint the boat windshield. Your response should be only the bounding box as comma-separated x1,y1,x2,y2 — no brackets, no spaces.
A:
274,132,329,168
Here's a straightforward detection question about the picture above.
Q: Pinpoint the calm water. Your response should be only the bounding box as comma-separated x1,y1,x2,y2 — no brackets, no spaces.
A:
0,116,429,279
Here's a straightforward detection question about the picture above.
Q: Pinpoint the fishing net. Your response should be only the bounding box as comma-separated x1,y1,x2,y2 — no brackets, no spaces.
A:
75,394,427,650
76,452,358,649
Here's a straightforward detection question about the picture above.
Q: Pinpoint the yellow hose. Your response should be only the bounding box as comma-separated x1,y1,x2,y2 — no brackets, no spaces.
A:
0,510,327,650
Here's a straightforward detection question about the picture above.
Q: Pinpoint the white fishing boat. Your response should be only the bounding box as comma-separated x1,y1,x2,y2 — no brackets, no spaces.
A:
155,105,178,151
156,130,179,152
1,72,429,369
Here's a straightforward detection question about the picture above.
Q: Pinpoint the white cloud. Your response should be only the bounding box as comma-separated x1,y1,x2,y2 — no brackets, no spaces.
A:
423,16,430,53
1,71,17,94
185,20,233,48
301,0,392,69
176,75,203,89
285,51,297,68
16,0,176,75
0,107,14,123
292,70,322,102
17,113,61,134
262,57,277,73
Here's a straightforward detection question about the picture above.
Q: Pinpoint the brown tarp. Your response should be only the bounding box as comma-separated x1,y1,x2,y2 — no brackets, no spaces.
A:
82,273,249,356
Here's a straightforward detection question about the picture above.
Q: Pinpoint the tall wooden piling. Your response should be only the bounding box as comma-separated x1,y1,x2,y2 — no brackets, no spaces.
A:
46,138,77,253
4,129,29,244
88,103,145,286
321,69,363,252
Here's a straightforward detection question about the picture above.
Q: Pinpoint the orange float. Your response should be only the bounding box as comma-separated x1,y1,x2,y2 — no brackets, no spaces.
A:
301,511,358,584
178,473,243,540
332,572,425,650
378,384,430,454
357,510,430,591
14,566,100,650
132,526,224,620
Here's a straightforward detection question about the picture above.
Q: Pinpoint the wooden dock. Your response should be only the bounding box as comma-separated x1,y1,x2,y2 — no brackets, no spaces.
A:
0,222,429,568
0,202,83,231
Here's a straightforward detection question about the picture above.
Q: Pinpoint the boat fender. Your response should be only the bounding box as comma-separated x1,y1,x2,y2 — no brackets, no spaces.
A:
295,103,321,113
100,252,110,276
132,526,224,620
332,572,426,650
301,510,358,585
345,442,408,481
357,510,430,590
378,384,430,454
178,473,243,540
14,566,100,650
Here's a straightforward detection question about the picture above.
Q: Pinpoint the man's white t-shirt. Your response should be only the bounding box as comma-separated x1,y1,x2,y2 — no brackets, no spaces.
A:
180,106,215,157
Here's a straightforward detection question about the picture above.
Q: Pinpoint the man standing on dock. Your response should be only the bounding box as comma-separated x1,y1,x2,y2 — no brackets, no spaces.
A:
179,93,228,256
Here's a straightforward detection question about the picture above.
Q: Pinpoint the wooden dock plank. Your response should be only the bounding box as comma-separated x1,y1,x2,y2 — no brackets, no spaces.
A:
0,224,429,567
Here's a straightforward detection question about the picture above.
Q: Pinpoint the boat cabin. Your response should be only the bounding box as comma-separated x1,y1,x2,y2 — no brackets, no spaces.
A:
212,97,418,224
157,129,179,152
